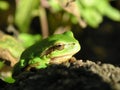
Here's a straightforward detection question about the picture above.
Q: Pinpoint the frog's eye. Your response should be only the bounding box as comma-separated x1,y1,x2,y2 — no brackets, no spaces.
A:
41,44,65,56
54,44,64,50
47,44,64,52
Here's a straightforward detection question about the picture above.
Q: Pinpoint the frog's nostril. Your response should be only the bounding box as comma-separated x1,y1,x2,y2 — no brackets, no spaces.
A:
72,43,75,45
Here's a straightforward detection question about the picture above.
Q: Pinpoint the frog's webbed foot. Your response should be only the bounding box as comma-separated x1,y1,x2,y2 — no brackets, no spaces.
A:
61,57,77,67
69,57,77,63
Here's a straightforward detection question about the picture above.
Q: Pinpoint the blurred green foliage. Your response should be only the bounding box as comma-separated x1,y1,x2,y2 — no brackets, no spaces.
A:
15,0,120,33
76,0,120,27
18,33,42,48
15,0,39,33
0,0,9,10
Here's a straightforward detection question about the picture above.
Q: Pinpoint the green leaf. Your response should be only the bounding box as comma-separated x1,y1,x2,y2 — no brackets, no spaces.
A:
15,0,40,33
0,1,9,10
104,5,120,21
82,8,103,28
48,0,62,12
80,0,97,7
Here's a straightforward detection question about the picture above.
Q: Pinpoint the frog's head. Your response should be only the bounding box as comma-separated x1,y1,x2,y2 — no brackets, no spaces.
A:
42,31,81,64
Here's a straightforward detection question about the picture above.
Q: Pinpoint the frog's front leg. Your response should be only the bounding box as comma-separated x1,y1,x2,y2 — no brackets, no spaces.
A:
25,62,40,71
25,57,50,71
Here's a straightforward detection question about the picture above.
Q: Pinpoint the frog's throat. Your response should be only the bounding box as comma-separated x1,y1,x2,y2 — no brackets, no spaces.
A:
50,54,73,64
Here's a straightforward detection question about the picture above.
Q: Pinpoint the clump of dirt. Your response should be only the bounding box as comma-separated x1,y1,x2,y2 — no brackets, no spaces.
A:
1,60,120,90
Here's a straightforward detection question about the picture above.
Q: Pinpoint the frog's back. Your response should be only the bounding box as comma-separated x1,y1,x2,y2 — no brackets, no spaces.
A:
20,38,56,60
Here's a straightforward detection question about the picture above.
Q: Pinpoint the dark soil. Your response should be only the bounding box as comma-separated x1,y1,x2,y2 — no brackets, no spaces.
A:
1,60,120,90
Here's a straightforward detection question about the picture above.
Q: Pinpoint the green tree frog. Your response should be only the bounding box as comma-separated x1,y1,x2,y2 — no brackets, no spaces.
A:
13,31,81,77
0,31,24,83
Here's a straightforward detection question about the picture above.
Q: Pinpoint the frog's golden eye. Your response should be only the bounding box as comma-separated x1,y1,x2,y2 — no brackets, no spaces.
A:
54,44,64,50
41,44,65,56
47,44,64,52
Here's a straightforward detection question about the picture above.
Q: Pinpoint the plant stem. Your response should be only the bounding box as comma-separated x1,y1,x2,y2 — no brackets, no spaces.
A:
39,3,49,38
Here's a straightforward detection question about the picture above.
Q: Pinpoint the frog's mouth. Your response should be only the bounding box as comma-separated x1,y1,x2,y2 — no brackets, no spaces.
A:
50,54,73,64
